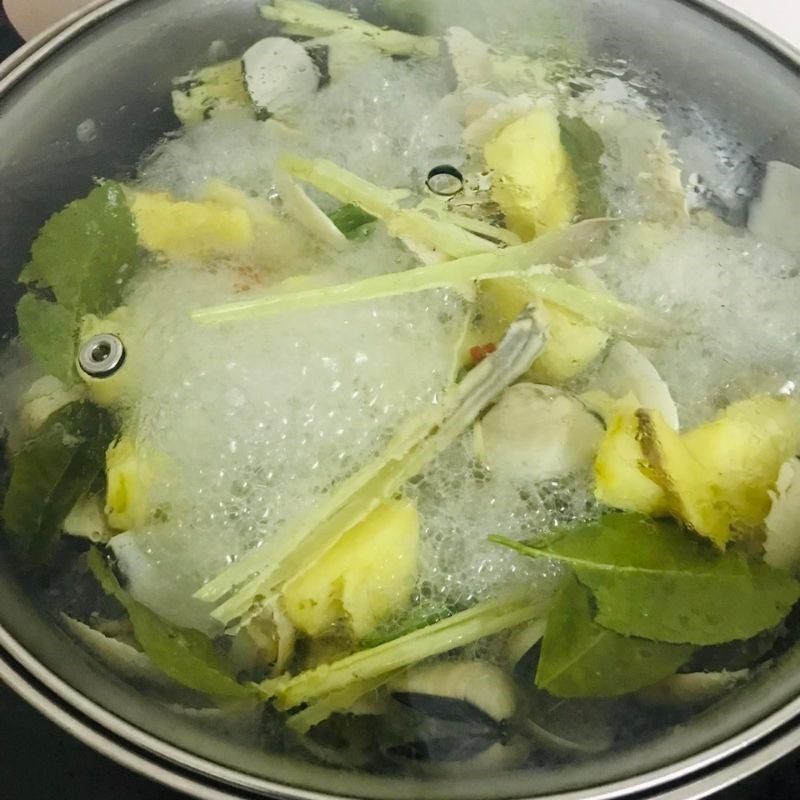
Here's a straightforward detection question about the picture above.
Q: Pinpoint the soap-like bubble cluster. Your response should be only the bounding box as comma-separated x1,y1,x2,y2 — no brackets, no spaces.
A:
110,263,467,629
139,58,463,202
408,436,598,610
600,224,800,427
138,113,295,200
289,58,464,190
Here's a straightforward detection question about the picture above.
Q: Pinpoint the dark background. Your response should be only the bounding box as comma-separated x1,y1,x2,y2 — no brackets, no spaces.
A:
1,6,800,800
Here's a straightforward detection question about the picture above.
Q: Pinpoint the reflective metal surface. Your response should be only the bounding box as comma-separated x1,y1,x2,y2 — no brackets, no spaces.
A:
2,1,800,798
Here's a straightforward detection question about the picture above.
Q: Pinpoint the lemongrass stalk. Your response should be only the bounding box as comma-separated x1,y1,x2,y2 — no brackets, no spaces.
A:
191,219,612,326
286,672,402,733
191,253,511,325
195,405,444,605
264,594,548,708
415,200,522,247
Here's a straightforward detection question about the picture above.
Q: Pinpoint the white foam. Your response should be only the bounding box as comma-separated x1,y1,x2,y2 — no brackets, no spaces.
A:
600,223,800,427
110,259,466,629
289,58,465,190
408,435,596,610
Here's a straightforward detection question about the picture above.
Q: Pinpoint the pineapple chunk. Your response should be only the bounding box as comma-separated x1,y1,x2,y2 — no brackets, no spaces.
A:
593,406,667,515
106,437,162,531
636,409,726,546
478,277,607,384
201,180,279,231
531,304,609,385
282,499,420,639
594,394,800,548
682,395,800,530
129,190,254,260
484,107,578,241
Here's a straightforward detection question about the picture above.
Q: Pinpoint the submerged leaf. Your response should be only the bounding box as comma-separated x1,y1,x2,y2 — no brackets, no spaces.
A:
559,115,607,220
360,602,456,649
87,549,258,700
16,182,138,383
536,574,693,698
493,514,800,645
328,203,376,239
20,182,138,314
2,402,115,564
16,294,78,385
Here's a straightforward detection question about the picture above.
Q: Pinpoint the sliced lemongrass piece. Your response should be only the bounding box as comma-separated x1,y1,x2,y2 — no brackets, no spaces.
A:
191,219,611,326
263,593,549,709
273,169,347,249
192,252,506,324
277,155,495,259
286,672,401,733
195,404,445,605
415,199,522,246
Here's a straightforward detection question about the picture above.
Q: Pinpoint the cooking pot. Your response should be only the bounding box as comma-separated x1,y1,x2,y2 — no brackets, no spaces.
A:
3,1,800,798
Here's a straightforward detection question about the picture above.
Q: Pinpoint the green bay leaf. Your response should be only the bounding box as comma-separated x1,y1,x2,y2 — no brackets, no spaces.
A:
559,115,607,220
16,294,78,385
536,573,693,698
20,182,138,315
493,514,800,646
88,549,258,701
328,203,376,239
3,402,115,564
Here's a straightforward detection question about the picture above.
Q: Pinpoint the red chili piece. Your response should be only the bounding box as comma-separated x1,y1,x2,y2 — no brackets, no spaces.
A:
470,343,497,364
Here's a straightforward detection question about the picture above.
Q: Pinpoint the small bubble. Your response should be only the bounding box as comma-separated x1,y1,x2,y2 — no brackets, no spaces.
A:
76,118,98,143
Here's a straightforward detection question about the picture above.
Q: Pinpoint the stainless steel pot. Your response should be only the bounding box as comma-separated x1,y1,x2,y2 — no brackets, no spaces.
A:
2,1,800,798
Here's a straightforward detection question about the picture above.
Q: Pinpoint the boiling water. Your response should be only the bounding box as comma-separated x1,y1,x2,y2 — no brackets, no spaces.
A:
4,0,800,782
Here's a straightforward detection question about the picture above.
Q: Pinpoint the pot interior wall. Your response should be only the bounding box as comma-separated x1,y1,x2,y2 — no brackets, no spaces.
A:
1,1,800,798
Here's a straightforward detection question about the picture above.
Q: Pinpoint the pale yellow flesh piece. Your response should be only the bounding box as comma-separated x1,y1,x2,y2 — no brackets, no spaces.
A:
593,406,668,516
636,409,728,547
593,396,800,548
484,107,578,241
282,499,420,639
105,437,163,532
171,59,250,125
129,190,254,260
682,395,800,530
477,277,608,384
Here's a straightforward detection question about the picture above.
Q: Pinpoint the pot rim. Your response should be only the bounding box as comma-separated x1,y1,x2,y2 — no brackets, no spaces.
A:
2,1,800,798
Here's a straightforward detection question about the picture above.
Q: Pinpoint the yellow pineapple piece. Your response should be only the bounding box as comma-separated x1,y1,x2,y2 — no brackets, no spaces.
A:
171,60,251,126
484,107,578,241
282,499,420,639
593,406,667,516
594,392,800,548
129,190,253,260
683,395,800,531
636,409,727,546
477,277,607,383
106,437,163,531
